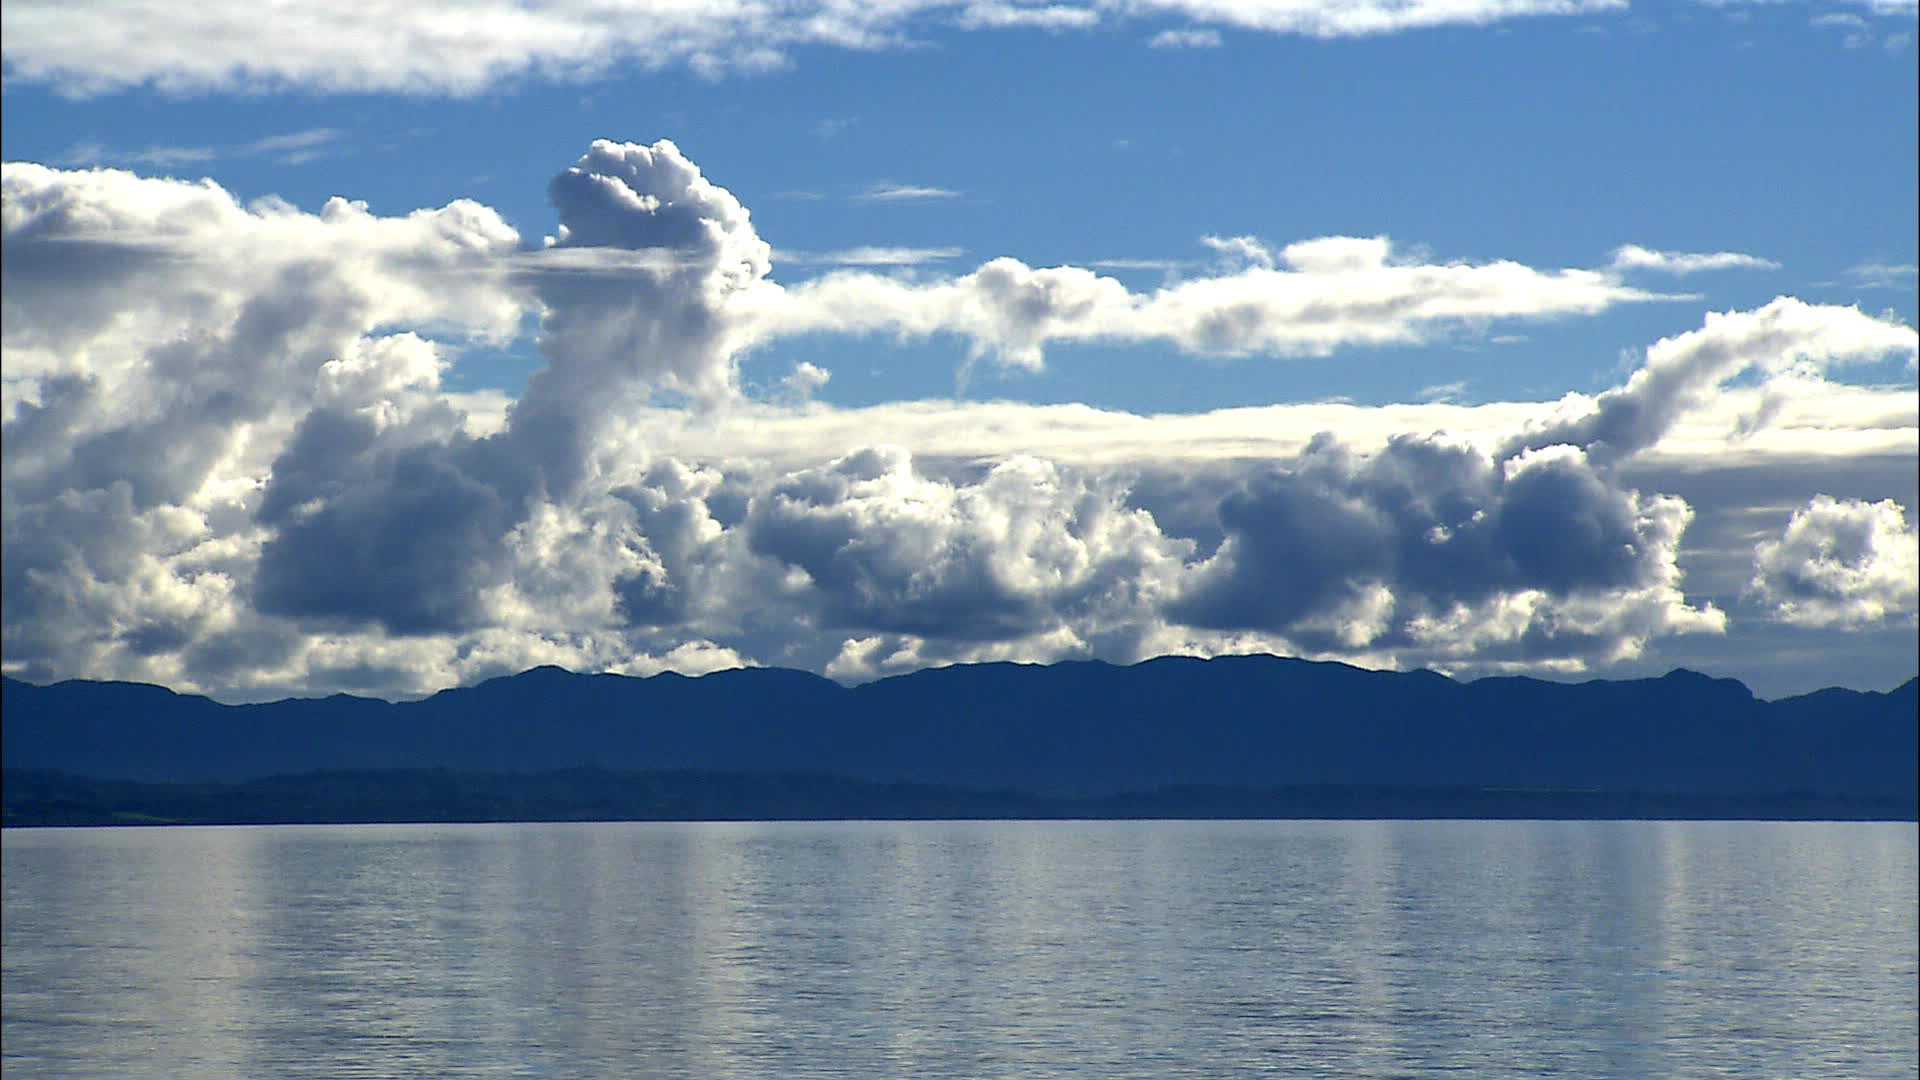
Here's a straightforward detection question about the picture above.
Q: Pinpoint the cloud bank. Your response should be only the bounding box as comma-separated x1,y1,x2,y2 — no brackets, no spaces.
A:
3,143,1915,701
4,1,1624,96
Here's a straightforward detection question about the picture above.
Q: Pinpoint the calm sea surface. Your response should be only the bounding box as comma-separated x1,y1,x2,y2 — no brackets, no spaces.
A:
4,820,1915,1078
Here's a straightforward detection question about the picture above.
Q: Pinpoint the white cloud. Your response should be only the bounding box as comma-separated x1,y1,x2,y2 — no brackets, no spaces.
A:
1087,256,1192,272
55,128,343,170
777,361,833,402
60,141,215,168
1,0,1629,97
4,146,1915,702
1200,233,1276,269
956,3,1101,29
1127,0,1623,37
1510,297,1918,464
777,245,966,267
856,183,963,202
1750,496,1918,627
1149,27,1224,46
1846,261,1919,291
1813,12,1872,28
752,234,1675,371
1850,0,1918,15
1608,244,1780,275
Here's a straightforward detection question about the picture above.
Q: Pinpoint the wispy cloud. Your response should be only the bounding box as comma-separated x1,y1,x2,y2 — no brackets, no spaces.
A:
1148,27,1223,47
1845,261,1920,291
58,128,343,169
956,3,1099,29
1812,10,1876,46
778,245,967,267
1416,380,1469,402
856,182,963,202
1850,0,1918,15
1608,244,1780,275
240,128,343,163
1088,257,1192,272
60,140,216,167
1,0,1631,97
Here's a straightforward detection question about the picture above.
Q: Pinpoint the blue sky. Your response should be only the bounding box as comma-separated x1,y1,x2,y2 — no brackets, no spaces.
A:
3,0,1916,700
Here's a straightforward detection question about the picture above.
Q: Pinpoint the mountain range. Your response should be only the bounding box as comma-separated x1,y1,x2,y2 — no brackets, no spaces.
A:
4,656,1914,824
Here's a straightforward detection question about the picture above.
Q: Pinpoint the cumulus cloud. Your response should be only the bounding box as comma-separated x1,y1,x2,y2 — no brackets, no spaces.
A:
4,143,1914,701
1169,436,1724,665
1608,244,1780,275
745,448,1192,643
1749,496,1918,627
252,138,775,633
777,362,833,402
2,1,1625,97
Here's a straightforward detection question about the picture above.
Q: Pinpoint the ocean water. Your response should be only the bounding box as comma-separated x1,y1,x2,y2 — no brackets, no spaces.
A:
3,820,1915,1079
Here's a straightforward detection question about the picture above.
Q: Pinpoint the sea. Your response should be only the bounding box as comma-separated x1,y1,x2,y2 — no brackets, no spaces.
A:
3,819,1916,1078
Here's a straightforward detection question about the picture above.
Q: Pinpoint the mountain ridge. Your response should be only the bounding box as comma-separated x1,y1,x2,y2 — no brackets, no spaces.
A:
5,656,1914,815
13,656,1917,709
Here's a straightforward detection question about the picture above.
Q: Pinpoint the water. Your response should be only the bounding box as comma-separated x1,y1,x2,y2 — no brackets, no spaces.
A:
3,821,1915,1079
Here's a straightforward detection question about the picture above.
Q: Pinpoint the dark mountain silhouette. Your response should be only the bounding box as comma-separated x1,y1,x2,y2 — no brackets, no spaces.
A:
3,656,1914,822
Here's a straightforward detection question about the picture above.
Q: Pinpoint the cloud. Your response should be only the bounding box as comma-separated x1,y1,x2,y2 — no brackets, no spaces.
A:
1125,0,1625,37
777,245,966,267
56,129,344,170
4,145,1914,702
777,361,833,402
1750,496,1918,627
956,3,1100,29
1812,12,1871,30
1167,436,1724,664
60,141,216,168
1200,234,1276,269
253,138,775,632
239,128,344,164
753,234,1676,371
745,448,1191,643
1846,261,1919,291
1,1,1629,97
1417,381,1469,403
1087,256,1191,272
856,183,963,202
1849,0,1918,15
1608,244,1780,275
1508,297,1918,464
1149,27,1224,46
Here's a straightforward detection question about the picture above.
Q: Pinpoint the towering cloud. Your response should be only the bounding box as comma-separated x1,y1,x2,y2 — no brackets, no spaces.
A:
254,139,778,633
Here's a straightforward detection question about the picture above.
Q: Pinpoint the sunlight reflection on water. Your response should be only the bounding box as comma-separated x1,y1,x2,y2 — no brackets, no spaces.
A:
4,820,1916,1078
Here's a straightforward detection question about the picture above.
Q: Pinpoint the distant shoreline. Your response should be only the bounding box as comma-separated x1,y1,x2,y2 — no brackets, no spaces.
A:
7,768,1913,828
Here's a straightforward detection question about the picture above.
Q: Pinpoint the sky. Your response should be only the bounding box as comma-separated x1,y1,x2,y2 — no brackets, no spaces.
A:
2,0,1916,703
